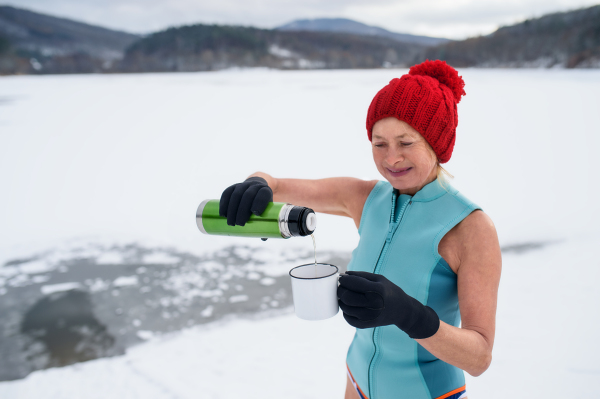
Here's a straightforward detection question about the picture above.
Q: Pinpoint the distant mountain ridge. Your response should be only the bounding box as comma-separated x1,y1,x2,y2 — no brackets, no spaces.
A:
424,4,600,68
0,5,139,73
277,18,450,47
1,4,600,74
120,24,425,72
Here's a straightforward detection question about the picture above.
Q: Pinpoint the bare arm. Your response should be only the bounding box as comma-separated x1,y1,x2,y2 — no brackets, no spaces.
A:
416,210,502,376
249,172,377,229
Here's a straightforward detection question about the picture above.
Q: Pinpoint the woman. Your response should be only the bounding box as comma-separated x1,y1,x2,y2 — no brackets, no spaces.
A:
219,60,502,399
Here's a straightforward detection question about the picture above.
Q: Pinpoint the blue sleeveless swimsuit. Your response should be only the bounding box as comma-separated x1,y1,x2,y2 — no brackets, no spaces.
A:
346,179,480,399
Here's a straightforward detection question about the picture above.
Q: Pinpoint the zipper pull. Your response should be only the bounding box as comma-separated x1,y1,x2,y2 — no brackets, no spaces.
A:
386,222,397,243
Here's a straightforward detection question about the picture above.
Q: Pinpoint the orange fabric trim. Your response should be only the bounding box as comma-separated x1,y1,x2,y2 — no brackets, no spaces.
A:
346,364,369,399
346,364,464,399
435,385,466,399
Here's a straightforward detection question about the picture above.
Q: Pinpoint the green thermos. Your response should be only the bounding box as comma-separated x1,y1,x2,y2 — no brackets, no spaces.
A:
196,200,317,239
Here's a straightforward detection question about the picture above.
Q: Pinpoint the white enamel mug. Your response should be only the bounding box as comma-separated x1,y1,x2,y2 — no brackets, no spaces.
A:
289,263,339,321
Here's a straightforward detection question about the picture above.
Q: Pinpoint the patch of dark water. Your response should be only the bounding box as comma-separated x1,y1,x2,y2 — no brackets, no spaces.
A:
0,97,16,106
3,257,38,267
20,290,118,368
501,241,556,254
0,238,555,381
0,243,350,382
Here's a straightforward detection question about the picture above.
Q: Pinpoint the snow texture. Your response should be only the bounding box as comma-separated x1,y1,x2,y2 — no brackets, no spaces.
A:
1,68,599,397
40,282,82,295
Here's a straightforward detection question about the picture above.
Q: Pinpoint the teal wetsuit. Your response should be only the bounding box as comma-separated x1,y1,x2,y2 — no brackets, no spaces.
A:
346,179,480,399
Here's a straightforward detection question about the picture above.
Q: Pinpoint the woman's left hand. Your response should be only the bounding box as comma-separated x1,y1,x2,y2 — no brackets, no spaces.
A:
337,271,440,339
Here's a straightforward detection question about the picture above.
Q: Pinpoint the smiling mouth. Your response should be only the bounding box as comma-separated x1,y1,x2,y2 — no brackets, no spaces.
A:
387,167,412,176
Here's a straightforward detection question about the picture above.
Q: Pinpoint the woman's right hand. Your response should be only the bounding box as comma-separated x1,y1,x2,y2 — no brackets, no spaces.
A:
219,177,273,226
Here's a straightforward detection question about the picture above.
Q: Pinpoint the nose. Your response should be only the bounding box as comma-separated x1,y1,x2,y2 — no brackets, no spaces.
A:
385,146,404,166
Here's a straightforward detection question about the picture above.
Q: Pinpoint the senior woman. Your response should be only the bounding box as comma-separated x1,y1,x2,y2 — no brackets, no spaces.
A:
219,60,502,399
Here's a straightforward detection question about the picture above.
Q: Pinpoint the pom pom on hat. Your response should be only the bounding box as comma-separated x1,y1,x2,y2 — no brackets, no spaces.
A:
366,60,466,163
409,60,466,104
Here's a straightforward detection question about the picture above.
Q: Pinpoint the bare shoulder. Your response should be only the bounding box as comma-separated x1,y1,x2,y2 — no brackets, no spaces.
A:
348,178,379,200
455,210,498,241
439,210,501,274
309,177,377,228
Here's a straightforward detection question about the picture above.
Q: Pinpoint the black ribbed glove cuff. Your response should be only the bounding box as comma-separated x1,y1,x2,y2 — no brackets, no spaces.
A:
397,303,440,339
245,176,268,185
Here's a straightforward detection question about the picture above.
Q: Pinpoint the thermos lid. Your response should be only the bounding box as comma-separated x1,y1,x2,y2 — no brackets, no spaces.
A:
285,206,316,237
305,212,317,232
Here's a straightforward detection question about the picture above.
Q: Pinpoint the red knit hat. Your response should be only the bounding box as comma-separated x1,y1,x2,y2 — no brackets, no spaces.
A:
366,60,466,163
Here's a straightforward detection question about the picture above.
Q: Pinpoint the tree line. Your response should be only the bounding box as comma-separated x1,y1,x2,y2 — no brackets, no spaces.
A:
1,4,599,75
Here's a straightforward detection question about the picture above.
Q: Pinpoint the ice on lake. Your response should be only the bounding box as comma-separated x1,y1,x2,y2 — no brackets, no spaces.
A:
0,68,599,397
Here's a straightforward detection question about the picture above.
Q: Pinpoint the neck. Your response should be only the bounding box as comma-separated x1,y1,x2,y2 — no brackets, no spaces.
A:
398,168,438,196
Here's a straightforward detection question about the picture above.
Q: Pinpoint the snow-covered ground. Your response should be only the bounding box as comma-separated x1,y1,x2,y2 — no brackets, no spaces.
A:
0,235,598,398
1,68,599,397
1,68,599,257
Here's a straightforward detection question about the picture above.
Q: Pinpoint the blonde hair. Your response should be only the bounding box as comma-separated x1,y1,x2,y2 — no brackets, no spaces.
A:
424,140,453,189
436,163,453,189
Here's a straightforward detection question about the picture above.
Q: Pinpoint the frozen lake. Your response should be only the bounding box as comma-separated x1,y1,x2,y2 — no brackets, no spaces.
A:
1,68,599,256
1,68,599,397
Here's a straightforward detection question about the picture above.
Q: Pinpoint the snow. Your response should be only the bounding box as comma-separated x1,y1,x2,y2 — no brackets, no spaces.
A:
0,311,355,398
0,260,54,279
40,282,83,295
200,305,214,318
268,44,295,58
136,330,154,340
86,278,110,292
0,266,18,278
0,69,598,259
1,68,599,397
0,236,596,397
465,234,600,398
96,251,124,264
143,252,181,264
228,294,249,303
113,276,139,287
259,277,277,286
17,259,54,274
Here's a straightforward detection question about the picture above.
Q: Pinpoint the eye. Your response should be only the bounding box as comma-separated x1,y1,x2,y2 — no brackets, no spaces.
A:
373,143,386,148
401,142,413,147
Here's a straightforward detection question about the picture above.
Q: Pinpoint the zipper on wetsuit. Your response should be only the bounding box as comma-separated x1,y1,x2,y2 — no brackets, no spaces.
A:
367,193,412,399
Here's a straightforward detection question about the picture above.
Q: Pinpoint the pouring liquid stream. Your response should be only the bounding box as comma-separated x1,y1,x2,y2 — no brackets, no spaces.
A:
311,233,317,277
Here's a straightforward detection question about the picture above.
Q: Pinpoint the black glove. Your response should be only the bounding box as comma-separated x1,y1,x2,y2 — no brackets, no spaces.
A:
219,177,273,226
337,271,440,339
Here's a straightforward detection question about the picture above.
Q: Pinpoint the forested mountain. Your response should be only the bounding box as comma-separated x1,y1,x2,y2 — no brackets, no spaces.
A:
120,24,425,72
0,5,139,74
276,18,450,47
423,5,600,68
1,4,599,74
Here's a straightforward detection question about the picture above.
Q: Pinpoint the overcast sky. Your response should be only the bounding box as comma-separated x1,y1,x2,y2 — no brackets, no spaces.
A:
6,0,600,39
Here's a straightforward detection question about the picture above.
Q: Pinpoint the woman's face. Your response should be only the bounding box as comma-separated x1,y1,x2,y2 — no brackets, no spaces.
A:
372,117,438,195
